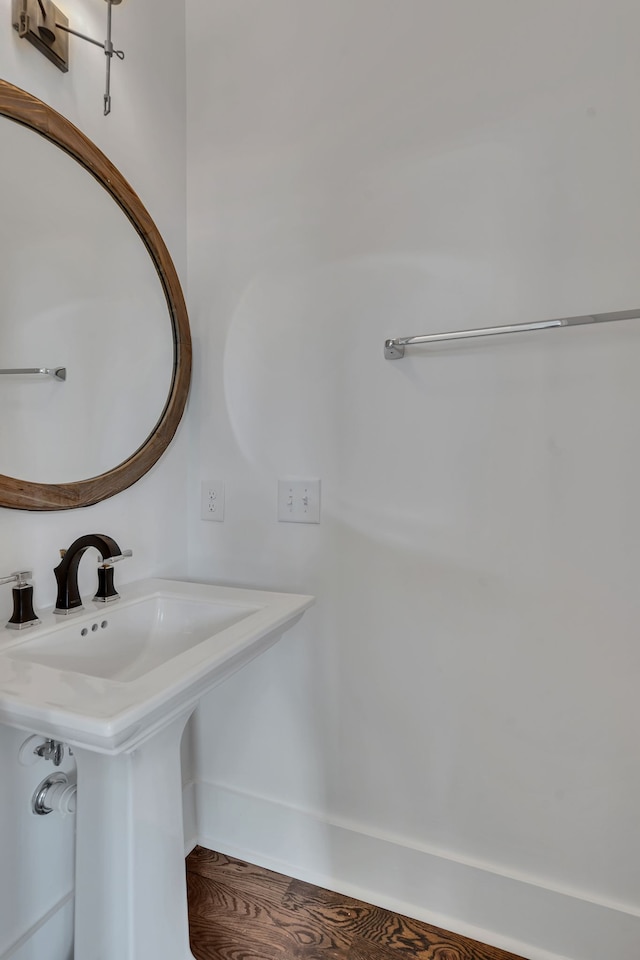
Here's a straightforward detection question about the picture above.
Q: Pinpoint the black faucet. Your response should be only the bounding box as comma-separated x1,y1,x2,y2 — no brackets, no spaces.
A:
54,534,131,615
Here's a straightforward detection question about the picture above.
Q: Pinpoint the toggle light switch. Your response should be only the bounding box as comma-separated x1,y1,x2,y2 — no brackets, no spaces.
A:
277,479,320,523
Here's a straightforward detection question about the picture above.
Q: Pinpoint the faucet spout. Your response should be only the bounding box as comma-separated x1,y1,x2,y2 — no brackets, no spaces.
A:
54,534,123,615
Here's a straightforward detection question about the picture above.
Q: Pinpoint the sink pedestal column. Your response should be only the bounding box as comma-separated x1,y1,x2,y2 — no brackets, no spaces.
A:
72,709,196,960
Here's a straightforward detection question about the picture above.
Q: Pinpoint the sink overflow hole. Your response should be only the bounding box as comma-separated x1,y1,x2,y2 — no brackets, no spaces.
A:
80,620,108,637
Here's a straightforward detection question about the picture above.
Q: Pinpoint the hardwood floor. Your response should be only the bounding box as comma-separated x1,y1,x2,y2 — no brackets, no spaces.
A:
186,847,528,960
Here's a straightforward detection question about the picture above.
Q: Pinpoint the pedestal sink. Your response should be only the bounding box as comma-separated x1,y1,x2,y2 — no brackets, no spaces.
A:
0,578,314,960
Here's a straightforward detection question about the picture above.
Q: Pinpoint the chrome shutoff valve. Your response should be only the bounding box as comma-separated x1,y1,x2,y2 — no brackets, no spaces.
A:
34,738,65,766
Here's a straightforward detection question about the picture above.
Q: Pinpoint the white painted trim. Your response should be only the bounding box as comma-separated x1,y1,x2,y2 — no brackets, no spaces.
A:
10,781,637,960
192,780,640,960
182,779,198,856
1,892,73,960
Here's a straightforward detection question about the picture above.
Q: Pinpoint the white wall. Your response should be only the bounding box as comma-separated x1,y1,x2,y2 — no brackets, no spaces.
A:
0,2,187,956
186,3,640,958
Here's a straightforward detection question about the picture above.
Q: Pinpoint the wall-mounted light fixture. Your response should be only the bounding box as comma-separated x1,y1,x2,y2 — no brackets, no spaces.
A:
11,0,125,115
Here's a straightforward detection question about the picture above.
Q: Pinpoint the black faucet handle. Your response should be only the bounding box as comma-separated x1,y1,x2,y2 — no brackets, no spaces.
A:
93,550,132,604
1,571,41,630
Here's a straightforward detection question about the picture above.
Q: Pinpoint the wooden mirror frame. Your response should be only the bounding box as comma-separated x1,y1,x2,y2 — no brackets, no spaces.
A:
0,80,191,510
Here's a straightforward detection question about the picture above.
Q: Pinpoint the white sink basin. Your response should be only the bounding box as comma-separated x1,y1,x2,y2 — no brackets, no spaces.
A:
8,594,260,682
0,577,313,751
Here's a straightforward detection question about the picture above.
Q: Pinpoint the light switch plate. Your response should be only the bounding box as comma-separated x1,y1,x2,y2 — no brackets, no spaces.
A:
277,479,321,523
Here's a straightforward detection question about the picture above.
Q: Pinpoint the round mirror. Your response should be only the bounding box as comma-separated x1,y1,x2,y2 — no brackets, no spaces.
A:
0,80,191,510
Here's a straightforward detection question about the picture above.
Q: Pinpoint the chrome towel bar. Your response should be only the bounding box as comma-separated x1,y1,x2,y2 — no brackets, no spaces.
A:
0,367,66,381
384,308,640,359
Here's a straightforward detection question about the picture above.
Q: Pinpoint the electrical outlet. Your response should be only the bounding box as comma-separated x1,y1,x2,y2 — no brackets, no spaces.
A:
201,481,225,521
277,478,320,523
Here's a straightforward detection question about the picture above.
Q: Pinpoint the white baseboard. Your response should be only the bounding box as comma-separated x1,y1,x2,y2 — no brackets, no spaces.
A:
193,780,640,960
0,893,73,960
182,779,198,855
9,782,637,960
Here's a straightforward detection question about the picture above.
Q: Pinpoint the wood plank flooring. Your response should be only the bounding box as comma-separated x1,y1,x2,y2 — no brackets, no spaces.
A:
186,847,528,960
